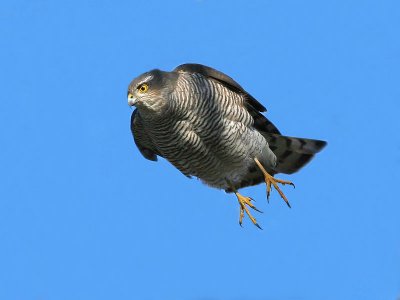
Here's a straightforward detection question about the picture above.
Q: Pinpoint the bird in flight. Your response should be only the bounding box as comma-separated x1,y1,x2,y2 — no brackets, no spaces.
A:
127,63,326,228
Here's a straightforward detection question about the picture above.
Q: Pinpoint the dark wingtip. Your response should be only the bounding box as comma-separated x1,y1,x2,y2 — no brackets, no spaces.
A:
315,140,328,151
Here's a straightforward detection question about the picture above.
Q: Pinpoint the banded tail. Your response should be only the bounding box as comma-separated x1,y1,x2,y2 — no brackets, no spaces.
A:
263,133,327,174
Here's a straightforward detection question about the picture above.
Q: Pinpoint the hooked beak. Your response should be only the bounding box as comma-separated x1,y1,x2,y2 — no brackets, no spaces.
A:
128,92,137,106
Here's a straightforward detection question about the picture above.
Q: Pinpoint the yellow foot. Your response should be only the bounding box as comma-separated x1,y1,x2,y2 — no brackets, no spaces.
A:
235,192,263,229
254,157,295,208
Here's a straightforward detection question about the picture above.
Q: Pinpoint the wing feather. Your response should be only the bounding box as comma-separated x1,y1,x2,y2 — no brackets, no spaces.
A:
131,109,160,161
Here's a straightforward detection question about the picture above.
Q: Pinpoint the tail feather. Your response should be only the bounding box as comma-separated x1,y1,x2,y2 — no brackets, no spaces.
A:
263,134,327,174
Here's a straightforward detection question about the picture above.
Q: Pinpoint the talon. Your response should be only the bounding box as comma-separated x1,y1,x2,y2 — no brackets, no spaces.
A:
235,192,262,229
254,157,295,208
253,206,263,213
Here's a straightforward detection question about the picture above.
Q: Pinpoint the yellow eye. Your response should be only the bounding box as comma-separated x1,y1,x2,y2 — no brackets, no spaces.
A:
137,83,149,94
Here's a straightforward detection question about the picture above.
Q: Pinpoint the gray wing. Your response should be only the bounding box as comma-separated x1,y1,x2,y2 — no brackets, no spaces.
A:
131,109,160,161
173,63,281,135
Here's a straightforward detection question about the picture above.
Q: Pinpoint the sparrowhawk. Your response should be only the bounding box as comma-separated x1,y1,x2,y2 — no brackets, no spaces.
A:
127,63,326,228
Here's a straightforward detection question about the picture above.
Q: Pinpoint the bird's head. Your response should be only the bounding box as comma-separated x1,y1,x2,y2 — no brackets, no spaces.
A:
127,69,177,112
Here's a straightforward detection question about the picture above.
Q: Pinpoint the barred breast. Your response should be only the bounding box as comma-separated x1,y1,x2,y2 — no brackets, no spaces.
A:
141,72,275,191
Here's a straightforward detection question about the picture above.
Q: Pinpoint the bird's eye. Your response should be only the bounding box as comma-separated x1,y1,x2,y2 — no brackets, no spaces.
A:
137,83,149,94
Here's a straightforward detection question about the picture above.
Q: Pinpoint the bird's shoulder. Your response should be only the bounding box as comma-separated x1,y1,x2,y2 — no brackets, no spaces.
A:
173,63,281,135
173,63,266,112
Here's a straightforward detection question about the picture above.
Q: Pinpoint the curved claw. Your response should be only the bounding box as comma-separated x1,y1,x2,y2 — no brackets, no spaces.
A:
235,192,263,229
254,157,295,208
254,222,263,230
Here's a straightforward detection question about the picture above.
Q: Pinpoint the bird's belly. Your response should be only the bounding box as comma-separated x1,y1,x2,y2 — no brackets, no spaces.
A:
154,119,269,190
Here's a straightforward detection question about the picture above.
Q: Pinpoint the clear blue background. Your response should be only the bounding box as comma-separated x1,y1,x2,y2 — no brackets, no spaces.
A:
1,1,399,299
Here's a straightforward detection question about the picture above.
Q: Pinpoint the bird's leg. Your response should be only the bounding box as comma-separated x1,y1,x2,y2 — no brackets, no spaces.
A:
254,157,295,208
234,191,263,229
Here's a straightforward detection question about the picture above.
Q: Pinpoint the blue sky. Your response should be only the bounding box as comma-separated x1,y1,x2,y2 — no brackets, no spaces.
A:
1,0,399,299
